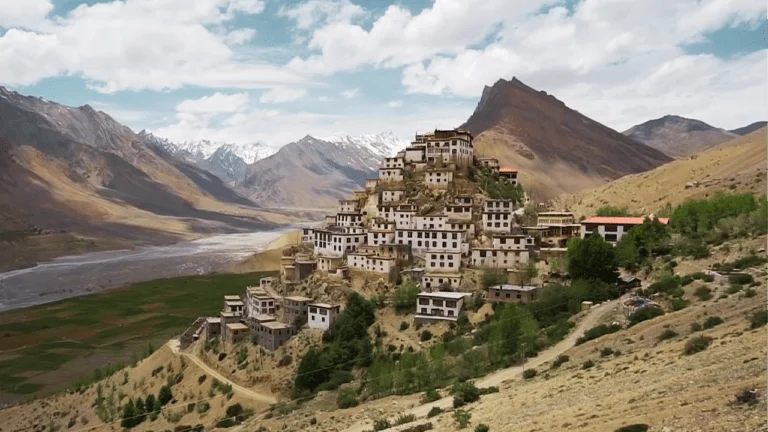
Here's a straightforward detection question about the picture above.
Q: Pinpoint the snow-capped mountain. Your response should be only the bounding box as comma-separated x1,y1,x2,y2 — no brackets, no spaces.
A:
319,131,409,159
138,130,273,164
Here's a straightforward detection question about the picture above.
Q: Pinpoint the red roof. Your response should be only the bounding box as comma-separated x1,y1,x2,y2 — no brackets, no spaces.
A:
499,167,518,173
581,216,669,225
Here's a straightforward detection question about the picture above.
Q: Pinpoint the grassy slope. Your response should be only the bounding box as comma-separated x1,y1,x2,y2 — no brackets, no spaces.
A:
0,271,276,400
556,127,767,217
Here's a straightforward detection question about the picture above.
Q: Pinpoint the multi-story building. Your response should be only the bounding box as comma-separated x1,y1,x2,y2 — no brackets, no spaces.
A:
447,220,475,239
223,295,244,316
499,167,519,185
245,287,276,318
280,253,317,282
422,273,463,290
301,228,315,244
487,284,539,304
367,229,395,246
424,169,454,189
425,251,462,273
255,321,297,351
404,146,425,163
415,291,469,322
314,226,367,258
395,228,465,253
454,195,474,206
382,156,405,169
470,235,533,269
483,199,515,213
379,167,403,183
308,303,341,331
522,211,581,248
581,216,669,245
338,199,361,213
423,129,474,168
537,211,577,225
376,204,398,223
347,252,397,274
283,296,312,326
365,178,379,191
336,212,364,227
394,205,417,229
477,157,499,169
381,189,405,203
481,211,513,233
415,215,447,230
445,203,472,220
222,322,249,345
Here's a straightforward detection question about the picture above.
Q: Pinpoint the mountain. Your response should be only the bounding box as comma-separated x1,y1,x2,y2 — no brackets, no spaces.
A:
623,115,737,158
0,86,283,245
729,121,767,136
556,127,767,217
459,77,672,201
242,133,406,208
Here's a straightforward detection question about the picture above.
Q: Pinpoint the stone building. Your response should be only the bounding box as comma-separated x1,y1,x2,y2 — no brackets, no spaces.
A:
487,284,539,304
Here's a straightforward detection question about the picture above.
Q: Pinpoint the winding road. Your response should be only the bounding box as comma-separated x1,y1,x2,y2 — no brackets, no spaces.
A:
342,297,622,432
167,339,278,405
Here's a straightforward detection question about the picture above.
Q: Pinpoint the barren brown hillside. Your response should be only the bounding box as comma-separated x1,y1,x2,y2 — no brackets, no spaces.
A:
557,127,767,217
459,78,672,201
624,115,737,158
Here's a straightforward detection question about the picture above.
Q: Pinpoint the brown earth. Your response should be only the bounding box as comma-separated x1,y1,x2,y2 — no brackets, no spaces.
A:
624,115,738,158
459,78,672,201
556,127,767,217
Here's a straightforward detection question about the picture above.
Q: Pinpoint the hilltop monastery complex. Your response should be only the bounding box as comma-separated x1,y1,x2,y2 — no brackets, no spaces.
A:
187,129,662,352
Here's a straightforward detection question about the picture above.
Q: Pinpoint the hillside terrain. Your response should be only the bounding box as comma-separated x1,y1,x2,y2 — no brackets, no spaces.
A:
730,121,767,136
459,78,672,201
557,127,767,217
0,87,305,270
623,115,737,158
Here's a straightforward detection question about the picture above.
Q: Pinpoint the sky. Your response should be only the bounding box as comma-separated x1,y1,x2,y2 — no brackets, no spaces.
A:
0,0,765,151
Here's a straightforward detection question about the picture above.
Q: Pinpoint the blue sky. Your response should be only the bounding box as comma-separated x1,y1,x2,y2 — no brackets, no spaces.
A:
0,0,765,150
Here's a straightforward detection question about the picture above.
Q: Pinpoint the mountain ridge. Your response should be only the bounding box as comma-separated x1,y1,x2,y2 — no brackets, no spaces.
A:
623,115,737,158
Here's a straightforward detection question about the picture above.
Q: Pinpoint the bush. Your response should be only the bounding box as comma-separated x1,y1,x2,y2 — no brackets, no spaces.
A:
551,355,570,369
475,425,490,432
277,355,292,367
702,274,715,282
582,360,595,369
575,323,622,345
451,382,481,408
615,425,649,432
422,388,441,403
726,284,743,294
482,269,508,289
420,330,433,342
337,388,358,409
715,255,767,272
684,335,713,355
750,310,768,329
196,401,210,414
690,322,702,332
694,286,713,301
522,369,537,379
394,414,416,426
400,321,410,331
600,347,615,357
729,274,754,285
670,297,689,311
657,329,679,341
215,418,237,428
647,274,681,295
453,409,471,429
426,407,443,418
372,418,391,431
680,275,694,286
703,316,724,329
744,288,757,298
393,281,420,312
628,306,664,326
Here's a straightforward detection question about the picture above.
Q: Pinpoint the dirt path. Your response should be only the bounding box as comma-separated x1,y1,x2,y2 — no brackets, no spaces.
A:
167,339,278,404
342,298,622,432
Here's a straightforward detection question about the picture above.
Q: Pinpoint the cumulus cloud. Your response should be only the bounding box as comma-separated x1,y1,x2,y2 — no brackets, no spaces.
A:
0,0,53,30
176,92,251,114
278,0,364,30
259,87,307,103
341,88,360,99
223,28,257,45
387,100,403,108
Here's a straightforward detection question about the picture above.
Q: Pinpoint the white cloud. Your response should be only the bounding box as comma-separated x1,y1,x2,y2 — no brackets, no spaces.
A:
317,96,332,102
0,0,53,30
0,0,307,92
259,87,307,103
223,28,256,45
278,0,364,30
387,100,403,108
341,88,360,99
176,92,251,114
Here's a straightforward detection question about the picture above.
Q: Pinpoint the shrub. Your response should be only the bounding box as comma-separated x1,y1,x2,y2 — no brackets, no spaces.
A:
703,316,724,329
744,288,757,298
422,388,441,403
750,310,768,329
420,330,433,342
215,418,237,428
394,414,416,426
702,274,715,282
400,321,410,331
690,272,707,280
475,425,490,432
393,281,420,312
186,402,195,413
670,297,689,311
727,284,743,294
575,323,622,345
628,306,664,326
479,386,499,395
337,388,358,409
310,417,317,426
373,418,392,431
600,347,615,357
694,286,713,301
277,355,292,367
551,355,570,369
615,425,649,432
225,404,243,418
657,329,679,341
195,401,210,414
690,322,702,332
453,409,471,429
680,275,694,286
729,274,754,285
482,269,508,289
197,375,207,385
451,382,481,408
647,274,681,295
582,360,595,369
522,369,537,379
684,335,713,355
427,407,443,418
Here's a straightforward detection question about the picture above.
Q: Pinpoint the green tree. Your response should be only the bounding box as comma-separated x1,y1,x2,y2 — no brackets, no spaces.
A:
134,397,146,423
158,385,173,406
615,217,670,270
521,261,538,285
120,399,136,428
482,269,508,289
392,281,420,312
566,234,619,284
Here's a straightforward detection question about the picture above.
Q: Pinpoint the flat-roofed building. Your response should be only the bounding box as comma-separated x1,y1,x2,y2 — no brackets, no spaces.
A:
245,287,276,317
260,277,276,289
581,216,669,245
220,311,241,325
477,157,499,169
454,195,474,205
347,252,397,274
447,220,475,239
488,284,539,304
405,147,425,162
255,321,297,351
223,322,249,345
367,229,395,246
205,317,221,338
425,251,462,273
483,199,515,213
376,204,398,223
445,203,472,220
395,228,464,253
492,234,535,250
470,248,530,269
224,298,244,316
246,313,275,334
537,211,576,225
423,129,474,168
424,169,453,189
283,296,312,327
301,228,315,244
379,167,403,183
381,189,404,203
336,212,364,227
308,303,341,331
317,255,345,272
314,226,367,258
522,211,581,248
382,156,405,169
482,211,513,233
365,178,379,191
415,291,469,322
422,273,462,290
499,167,519,185
415,215,447,230
394,207,417,229
338,199,361,214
